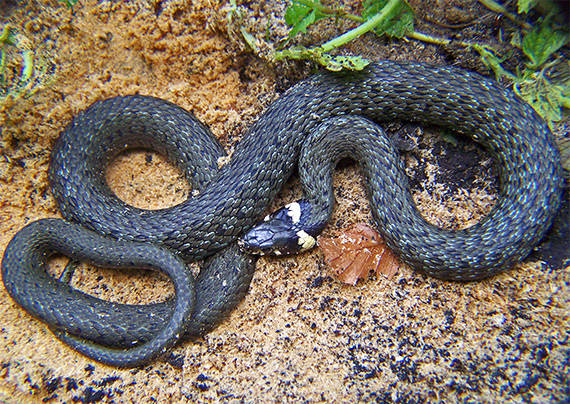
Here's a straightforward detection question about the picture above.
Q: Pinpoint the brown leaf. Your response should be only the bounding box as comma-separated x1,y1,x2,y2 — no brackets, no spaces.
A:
319,223,400,285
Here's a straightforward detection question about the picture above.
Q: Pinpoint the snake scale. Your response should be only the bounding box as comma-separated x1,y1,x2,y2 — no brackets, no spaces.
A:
1,60,563,367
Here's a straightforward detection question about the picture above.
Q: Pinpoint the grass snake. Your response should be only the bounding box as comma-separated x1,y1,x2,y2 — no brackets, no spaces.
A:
1,60,563,368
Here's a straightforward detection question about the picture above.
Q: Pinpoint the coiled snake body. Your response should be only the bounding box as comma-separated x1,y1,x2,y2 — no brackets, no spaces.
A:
1,61,563,367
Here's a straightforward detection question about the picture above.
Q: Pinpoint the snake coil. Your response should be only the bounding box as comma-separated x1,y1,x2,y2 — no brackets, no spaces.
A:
1,61,563,367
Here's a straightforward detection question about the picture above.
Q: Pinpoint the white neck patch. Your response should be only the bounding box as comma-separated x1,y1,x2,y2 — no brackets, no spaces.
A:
285,202,302,224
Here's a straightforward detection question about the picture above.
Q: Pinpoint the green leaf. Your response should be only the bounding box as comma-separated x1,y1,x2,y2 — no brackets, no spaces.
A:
319,54,371,71
517,0,535,14
362,0,414,38
274,46,370,71
284,1,328,39
284,2,311,26
288,9,317,38
514,70,566,127
522,21,568,69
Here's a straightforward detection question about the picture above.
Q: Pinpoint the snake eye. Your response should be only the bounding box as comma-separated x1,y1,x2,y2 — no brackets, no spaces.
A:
240,202,316,256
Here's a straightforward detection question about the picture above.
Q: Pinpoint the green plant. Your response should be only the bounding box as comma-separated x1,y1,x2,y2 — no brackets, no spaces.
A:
474,16,568,128
1,25,32,99
0,25,54,105
270,0,568,128
275,0,414,70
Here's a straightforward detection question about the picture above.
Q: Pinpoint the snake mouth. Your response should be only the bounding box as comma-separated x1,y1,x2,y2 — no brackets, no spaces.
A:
239,201,320,256
237,239,270,256
239,226,287,256
239,217,304,256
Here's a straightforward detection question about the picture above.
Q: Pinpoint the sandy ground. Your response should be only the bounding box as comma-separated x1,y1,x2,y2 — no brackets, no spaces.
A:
0,1,568,402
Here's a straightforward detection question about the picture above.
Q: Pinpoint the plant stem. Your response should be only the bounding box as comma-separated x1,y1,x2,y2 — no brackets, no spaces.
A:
407,31,451,46
22,51,34,81
320,0,401,52
478,0,531,29
407,31,478,49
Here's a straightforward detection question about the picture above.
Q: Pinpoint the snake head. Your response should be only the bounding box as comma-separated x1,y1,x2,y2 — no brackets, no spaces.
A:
239,201,317,256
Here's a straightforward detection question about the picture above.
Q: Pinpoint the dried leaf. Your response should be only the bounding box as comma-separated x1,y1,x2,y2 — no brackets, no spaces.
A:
319,223,400,285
